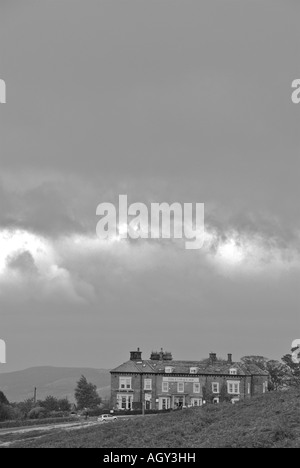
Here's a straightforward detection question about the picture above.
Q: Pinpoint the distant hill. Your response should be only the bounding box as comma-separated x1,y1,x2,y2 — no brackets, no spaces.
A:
0,367,111,403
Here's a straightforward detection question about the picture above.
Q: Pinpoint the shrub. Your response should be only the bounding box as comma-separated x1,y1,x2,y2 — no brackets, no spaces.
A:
16,399,35,418
28,407,47,420
82,407,102,417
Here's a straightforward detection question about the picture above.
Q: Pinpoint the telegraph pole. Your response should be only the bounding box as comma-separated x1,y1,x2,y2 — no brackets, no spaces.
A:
142,391,145,416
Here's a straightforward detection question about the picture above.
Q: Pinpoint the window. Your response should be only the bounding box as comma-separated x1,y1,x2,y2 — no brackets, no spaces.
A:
117,394,133,410
193,383,200,394
177,382,184,393
191,398,202,407
159,397,171,410
190,367,198,374
227,381,240,394
229,368,237,375
248,383,251,395
263,381,268,393
144,379,152,391
213,397,220,404
165,367,174,373
212,382,219,394
162,381,169,393
119,377,132,390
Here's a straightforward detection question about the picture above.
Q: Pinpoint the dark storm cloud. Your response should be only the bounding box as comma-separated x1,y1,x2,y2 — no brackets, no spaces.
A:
0,171,299,258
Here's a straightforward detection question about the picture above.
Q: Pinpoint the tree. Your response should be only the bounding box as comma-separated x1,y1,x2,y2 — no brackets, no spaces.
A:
220,382,231,403
241,355,269,371
202,382,214,404
0,404,15,422
17,398,34,418
0,391,9,406
74,375,101,409
266,360,292,391
0,390,11,422
241,355,293,391
41,396,60,412
282,354,300,386
58,398,71,412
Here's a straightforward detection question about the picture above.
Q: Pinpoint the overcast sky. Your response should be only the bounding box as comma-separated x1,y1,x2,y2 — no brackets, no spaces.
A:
0,0,299,372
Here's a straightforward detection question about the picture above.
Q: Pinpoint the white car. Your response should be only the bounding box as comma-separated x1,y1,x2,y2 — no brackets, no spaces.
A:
98,414,118,423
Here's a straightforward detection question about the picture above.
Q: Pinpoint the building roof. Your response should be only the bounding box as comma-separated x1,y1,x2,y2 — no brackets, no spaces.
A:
111,358,269,376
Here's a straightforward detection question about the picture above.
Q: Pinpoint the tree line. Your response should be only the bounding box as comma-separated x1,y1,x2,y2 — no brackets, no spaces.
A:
0,375,102,422
241,354,300,391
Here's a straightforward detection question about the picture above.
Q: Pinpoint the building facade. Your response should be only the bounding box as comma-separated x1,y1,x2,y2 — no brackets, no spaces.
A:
110,349,269,411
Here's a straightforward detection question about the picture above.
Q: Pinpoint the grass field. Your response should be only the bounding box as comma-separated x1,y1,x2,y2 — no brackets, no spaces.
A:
5,388,300,448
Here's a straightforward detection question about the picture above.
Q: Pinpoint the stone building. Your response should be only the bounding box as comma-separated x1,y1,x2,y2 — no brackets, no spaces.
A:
110,348,269,411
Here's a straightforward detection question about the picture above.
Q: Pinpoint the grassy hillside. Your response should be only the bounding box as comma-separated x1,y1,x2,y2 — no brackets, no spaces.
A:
0,367,110,402
9,388,300,448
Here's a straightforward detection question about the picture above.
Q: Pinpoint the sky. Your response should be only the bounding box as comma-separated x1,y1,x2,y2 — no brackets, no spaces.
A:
0,0,299,372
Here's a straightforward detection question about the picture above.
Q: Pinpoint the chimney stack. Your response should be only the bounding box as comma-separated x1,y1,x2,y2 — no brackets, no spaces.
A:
130,348,142,361
209,353,217,364
163,351,173,361
150,349,173,361
150,351,160,361
227,353,233,364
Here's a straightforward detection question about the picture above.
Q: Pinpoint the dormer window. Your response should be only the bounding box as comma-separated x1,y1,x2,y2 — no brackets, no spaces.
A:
190,367,198,374
229,368,237,375
165,366,174,373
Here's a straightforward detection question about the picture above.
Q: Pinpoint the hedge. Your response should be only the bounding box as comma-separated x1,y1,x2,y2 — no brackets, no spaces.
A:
0,416,78,430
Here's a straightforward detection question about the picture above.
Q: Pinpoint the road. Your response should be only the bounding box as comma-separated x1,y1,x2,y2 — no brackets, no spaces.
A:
0,413,156,446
